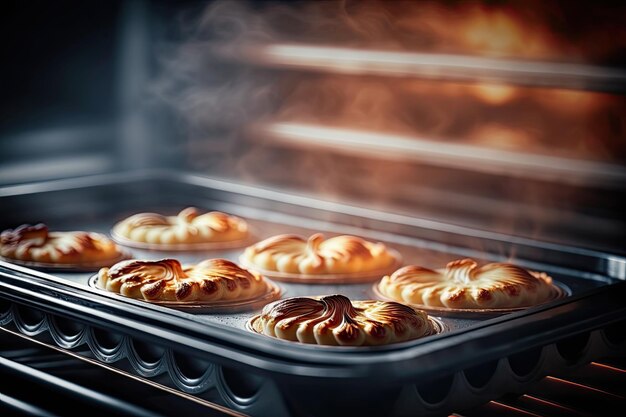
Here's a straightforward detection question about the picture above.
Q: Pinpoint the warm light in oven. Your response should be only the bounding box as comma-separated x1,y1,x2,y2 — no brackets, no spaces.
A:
488,400,543,417
545,376,625,399
259,122,626,185
520,394,581,414
590,361,626,373
471,83,517,105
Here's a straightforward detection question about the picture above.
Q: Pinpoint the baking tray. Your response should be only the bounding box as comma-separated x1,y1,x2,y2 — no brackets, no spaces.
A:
1,170,625,417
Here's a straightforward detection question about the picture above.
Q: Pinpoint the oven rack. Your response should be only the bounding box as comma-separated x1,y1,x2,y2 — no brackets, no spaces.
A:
1,290,624,417
211,43,626,93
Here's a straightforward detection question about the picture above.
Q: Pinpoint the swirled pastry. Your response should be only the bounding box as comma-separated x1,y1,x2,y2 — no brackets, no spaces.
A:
252,294,434,346
242,233,396,275
97,258,270,302
378,259,558,309
112,207,248,246
0,223,124,265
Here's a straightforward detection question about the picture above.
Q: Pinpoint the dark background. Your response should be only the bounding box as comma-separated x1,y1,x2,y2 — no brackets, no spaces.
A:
1,1,122,133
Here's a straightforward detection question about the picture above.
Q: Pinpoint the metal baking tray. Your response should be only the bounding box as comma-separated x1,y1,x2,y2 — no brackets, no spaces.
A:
1,170,625,417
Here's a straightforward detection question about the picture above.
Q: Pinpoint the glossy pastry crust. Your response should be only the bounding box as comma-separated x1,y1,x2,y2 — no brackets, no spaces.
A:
242,233,396,275
97,258,270,302
252,294,434,346
112,207,248,245
378,258,557,309
0,223,123,265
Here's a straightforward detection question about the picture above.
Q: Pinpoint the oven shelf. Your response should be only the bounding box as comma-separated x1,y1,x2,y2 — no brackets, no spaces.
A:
212,43,626,94
252,122,626,188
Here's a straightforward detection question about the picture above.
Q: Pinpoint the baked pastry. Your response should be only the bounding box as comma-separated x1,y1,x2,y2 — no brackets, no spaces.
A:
251,294,434,346
112,207,248,247
0,223,124,266
241,233,397,275
377,258,558,310
97,258,271,302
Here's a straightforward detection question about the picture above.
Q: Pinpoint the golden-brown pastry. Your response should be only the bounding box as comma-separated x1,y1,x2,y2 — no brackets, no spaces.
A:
112,207,248,246
241,233,396,275
378,258,558,309
252,294,434,346
0,223,124,265
97,258,270,302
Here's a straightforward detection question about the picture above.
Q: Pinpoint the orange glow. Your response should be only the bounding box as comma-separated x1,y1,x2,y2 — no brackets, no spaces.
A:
590,362,626,373
157,0,626,222
471,83,517,105
254,70,625,162
545,376,625,399
258,122,626,186
161,0,626,167
459,8,557,58
521,394,582,414
489,400,543,417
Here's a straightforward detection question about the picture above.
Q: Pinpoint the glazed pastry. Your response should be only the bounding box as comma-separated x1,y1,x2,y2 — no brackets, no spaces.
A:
242,233,396,275
378,258,557,309
252,294,433,346
112,207,248,246
98,258,270,302
0,223,124,265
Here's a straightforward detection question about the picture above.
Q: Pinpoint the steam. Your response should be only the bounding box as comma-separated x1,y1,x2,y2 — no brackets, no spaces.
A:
153,0,624,151
149,0,626,253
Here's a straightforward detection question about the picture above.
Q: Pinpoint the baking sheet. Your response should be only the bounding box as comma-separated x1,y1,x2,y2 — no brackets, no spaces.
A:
0,173,618,349
28,211,609,336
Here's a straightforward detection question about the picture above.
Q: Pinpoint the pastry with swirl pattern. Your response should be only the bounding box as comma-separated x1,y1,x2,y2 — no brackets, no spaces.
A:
1,223,124,265
112,207,248,246
97,258,271,302
377,258,559,310
241,233,396,276
251,294,434,346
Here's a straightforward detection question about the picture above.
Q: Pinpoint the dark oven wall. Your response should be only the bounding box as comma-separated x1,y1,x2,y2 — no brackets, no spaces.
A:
0,0,177,185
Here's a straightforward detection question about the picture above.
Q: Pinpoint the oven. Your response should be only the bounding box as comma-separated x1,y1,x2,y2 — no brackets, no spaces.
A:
1,1,625,416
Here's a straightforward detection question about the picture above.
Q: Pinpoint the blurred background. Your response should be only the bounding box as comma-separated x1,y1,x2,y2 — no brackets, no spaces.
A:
1,0,625,254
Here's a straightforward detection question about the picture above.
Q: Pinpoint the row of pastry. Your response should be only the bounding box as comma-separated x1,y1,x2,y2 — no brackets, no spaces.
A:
0,207,562,347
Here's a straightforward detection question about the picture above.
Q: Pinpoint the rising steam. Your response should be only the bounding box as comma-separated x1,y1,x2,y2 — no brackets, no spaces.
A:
150,0,626,253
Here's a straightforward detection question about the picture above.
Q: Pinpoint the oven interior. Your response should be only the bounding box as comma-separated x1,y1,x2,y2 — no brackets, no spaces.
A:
1,1,625,416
